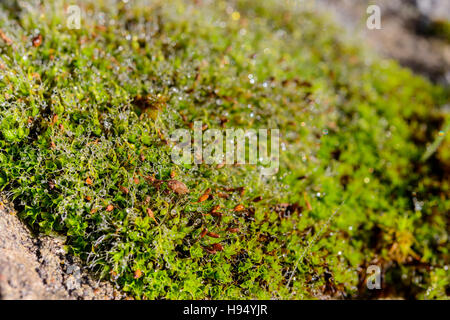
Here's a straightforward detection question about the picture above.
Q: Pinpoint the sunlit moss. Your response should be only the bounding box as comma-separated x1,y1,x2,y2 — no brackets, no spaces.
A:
0,0,448,299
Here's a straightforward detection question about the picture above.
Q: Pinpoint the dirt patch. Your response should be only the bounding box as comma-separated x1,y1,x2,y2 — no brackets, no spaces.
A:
0,198,122,300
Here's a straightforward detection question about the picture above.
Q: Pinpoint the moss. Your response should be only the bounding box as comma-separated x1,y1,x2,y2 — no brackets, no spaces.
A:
0,0,449,299
421,19,450,43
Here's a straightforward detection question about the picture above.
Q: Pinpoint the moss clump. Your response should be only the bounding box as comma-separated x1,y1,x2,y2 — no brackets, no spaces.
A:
0,0,448,299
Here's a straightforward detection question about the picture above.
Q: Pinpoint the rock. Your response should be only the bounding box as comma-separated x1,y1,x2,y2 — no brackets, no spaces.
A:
316,0,450,85
416,0,450,21
0,197,120,300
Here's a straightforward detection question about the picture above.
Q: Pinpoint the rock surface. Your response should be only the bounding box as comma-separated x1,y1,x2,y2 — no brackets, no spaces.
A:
316,0,450,85
0,198,120,300
416,0,450,21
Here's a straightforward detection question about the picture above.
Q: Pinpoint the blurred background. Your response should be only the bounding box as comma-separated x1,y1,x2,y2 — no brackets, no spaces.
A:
317,0,450,85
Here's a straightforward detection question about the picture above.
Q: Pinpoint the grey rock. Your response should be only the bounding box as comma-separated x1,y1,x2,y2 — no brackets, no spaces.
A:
416,0,450,21
316,0,450,85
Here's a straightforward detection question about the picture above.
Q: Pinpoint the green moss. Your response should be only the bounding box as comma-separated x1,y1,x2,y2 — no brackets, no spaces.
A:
424,20,450,43
0,0,448,299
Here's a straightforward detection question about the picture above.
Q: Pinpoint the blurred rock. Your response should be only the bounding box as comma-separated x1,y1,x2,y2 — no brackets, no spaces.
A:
316,0,450,85
416,0,450,21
